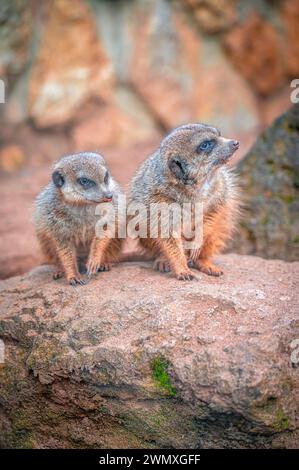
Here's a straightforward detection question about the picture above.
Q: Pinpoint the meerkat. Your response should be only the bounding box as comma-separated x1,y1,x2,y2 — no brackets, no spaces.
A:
129,123,240,280
34,152,123,285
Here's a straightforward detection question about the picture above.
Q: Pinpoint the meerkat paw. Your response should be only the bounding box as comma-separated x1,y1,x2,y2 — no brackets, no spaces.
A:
53,270,64,280
86,259,104,277
97,263,111,272
153,257,171,273
68,276,86,286
176,269,196,281
194,260,223,277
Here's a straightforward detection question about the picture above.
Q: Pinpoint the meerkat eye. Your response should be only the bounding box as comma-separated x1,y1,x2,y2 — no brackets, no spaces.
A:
104,171,109,185
77,177,96,189
197,139,216,152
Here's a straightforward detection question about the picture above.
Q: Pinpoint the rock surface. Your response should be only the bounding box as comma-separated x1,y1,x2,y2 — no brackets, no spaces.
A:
283,0,299,77
0,255,298,448
0,0,295,166
0,0,32,81
232,106,299,261
28,0,113,128
223,12,284,96
183,0,237,33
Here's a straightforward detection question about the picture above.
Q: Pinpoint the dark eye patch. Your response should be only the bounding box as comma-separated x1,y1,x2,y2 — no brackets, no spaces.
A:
77,177,96,189
196,139,216,153
169,157,196,185
169,156,188,181
52,170,65,188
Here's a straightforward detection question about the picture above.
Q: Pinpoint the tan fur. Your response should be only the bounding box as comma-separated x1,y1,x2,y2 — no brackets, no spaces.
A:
129,123,241,280
34,152,123,285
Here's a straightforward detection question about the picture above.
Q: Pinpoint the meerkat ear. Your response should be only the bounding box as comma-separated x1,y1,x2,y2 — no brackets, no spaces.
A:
52,170,65,188
169,156,187,181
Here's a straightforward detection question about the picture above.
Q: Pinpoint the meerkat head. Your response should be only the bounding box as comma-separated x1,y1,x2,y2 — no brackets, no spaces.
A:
51,152,115,205
161,123,239,186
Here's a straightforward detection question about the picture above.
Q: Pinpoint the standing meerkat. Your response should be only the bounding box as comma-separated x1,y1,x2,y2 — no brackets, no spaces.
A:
34,152,123,285
129,123,240,280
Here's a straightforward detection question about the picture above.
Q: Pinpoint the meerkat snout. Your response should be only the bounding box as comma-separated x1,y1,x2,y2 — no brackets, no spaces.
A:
101,192,113,202
212,137,240,166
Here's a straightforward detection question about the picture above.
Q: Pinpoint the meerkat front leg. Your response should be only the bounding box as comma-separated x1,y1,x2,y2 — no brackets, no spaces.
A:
191,234,224,277
191,208,231,277
56,244,86,285
192,255,223,276
157,237,196,280
86,236,112,276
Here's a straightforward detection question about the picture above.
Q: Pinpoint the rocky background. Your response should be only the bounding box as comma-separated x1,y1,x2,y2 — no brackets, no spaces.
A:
0,0,298,450
0,0,298,172
232,105,299,261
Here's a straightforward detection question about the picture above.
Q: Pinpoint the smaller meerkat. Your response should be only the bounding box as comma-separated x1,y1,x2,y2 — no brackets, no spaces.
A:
34,152,123,285
129,123,240,280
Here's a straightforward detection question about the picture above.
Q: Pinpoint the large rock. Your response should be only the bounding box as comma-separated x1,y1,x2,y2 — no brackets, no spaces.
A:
283,0,299,77
70,94,161,150
0,0,32,80
0,255,298,448
223,13,284,95
233,106,299,261
28,0,114,128
182,0,237,33
128,0,259,140
0,0,294,162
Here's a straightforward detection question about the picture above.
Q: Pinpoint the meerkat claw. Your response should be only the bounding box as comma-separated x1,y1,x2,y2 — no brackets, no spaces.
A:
87,269,96,278
153,258,171,273
86,261,100,276
53,271,64,280
97,264,111,272
176,271,196,281
195,261,223,277
69,277,86,286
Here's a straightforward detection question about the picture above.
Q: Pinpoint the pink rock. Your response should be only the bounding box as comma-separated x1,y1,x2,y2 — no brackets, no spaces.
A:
28,0,114,128
0,255,298,448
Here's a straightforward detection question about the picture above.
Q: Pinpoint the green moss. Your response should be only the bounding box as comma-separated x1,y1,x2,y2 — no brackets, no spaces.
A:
292,236,299,244
251,397,291,433
151,357,177,397
277,195,296,204
274,407,289,431
117,401,198,448
7,409,35,448
266,159,275,173
261,215,269,225
9,429,34,449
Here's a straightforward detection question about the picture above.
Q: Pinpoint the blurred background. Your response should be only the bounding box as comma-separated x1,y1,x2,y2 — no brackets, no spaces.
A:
0,0,298,278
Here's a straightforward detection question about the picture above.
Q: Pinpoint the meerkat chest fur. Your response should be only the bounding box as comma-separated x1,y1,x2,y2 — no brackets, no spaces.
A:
64,204,97,247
